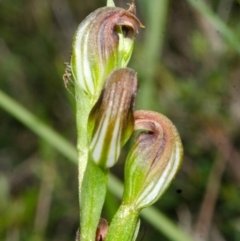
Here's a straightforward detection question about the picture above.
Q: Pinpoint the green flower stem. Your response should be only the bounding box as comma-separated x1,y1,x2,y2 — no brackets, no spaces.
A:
107,0,115,7
75,87,107,241
75,87,94,194
105,204,139,241
80,159,108,241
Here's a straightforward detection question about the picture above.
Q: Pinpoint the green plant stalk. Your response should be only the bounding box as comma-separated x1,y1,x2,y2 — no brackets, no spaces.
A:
74,87,93,195
0,90,194,241
75,87,108,241
80,159,108,241
185,0,240,53
105,204,139,241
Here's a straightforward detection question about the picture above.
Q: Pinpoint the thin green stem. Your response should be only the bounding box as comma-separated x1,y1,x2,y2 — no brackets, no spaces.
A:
0,89,77,161
74,88,107,241
105,204,139,241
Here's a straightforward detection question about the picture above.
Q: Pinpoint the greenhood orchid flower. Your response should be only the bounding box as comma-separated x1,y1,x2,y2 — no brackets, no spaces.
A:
71,4,143,104
123,110,183,210
105,110,183,241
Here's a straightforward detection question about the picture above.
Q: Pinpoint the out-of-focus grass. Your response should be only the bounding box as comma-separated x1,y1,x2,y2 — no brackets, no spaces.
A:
1,0,240,241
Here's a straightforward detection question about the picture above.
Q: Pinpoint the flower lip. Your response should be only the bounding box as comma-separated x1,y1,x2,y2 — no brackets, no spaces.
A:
133,111,168,168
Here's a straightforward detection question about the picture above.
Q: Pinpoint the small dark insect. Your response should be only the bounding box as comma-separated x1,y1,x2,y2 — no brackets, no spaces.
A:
176,189,182,194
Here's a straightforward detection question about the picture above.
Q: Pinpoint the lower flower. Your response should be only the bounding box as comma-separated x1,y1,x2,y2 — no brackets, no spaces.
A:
123,110,183,210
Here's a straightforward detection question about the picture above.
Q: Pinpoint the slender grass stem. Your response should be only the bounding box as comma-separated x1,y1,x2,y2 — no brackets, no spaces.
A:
185,0,240,53
137,0,169,110
0,89,77,162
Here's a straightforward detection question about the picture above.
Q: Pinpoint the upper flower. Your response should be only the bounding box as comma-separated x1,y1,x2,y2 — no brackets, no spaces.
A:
71,3,143,103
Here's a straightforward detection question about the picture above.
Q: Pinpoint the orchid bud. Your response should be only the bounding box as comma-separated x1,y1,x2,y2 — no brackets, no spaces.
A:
123,111,183,210
71,3,143,101
89,68,138,169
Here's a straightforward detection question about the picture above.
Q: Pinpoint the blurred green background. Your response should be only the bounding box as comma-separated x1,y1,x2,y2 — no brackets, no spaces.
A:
0,0,240,240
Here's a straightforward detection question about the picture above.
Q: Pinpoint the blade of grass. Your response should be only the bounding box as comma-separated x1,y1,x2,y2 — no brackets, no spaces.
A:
0,90,77,162
137,0,169,110
0,89,194,241
185,0,240,53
